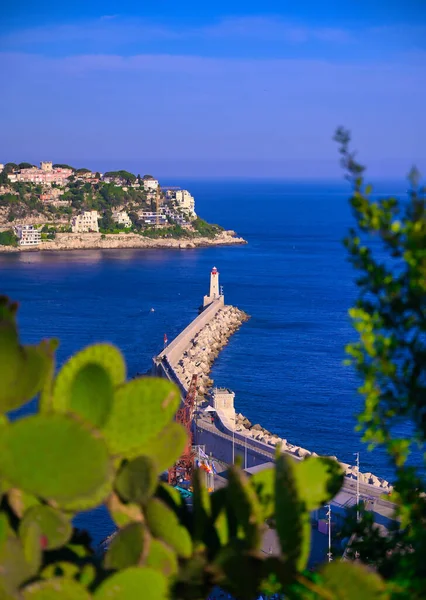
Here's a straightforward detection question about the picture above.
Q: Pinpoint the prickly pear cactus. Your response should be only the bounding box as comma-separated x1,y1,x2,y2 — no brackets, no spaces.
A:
0,296,389,599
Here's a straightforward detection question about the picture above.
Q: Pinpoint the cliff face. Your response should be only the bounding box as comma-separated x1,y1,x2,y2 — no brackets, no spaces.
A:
0,231,247,252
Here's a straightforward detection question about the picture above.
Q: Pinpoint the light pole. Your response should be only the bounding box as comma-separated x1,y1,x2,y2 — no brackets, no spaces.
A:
244,432,247,470
354,452,360,521
326,504,332,562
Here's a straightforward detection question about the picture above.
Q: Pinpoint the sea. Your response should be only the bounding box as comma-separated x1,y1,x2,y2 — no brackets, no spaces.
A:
0,179,417,545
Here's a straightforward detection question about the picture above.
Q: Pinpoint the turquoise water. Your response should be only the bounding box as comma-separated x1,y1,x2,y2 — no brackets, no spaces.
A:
0,178,414,543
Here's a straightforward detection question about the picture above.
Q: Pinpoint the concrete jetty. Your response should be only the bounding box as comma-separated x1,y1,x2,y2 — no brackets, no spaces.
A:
153,267,395,500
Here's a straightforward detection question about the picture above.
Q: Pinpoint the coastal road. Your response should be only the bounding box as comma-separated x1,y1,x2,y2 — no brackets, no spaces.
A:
194,408,397,522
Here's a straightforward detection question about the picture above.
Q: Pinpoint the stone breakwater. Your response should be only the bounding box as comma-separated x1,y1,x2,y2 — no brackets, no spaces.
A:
172,306,249,398
0,231,247,253
233,414,393,492
168,305,393,493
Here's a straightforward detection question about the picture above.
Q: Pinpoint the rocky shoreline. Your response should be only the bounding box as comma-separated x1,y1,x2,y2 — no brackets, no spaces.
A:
171,304,393,493
172,305,250,397
0,230,247,253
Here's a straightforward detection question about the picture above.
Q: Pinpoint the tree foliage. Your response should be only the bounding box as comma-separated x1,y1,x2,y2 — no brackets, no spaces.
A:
0,230,18,247
334,127,426,598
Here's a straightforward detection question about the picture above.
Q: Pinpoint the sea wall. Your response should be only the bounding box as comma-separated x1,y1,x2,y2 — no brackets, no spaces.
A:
155,303,393,493
0,231,247,253
171,305,249,397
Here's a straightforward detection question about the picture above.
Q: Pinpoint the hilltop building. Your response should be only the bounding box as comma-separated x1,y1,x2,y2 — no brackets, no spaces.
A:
142,176,159,191
72,211,100,233
138,211,167,226
175,190,196,219
14,225,41,247
112,210,132,228
8,162,72,186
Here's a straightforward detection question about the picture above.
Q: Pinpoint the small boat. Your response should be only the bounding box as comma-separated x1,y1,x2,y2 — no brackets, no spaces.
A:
150,308,155,312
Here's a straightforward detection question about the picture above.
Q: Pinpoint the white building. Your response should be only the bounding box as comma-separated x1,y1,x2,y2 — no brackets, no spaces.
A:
0,164,4,173
71,211,100,233
138,211,167,226
112,210,132,228
14,225,41,246
175,190,196,218
143,178,159,191
203,266,222,307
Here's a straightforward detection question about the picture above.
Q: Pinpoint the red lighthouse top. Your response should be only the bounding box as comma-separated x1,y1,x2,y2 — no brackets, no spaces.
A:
211,266,218,275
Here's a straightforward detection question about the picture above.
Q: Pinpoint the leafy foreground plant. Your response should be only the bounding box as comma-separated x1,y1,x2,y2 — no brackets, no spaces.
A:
334,129,425,599
0,296,386,599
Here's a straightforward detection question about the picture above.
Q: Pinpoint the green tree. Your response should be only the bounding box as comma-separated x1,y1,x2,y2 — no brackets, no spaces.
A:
53,164,75,170
334,127,426,598
3,163,18,173
18,162,34,170
0,229,18,247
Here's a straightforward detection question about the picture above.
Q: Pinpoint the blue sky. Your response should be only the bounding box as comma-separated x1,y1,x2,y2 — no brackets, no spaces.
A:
1,1,426,178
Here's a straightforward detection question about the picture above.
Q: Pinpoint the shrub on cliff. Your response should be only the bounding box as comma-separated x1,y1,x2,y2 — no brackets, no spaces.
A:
0,229,18,247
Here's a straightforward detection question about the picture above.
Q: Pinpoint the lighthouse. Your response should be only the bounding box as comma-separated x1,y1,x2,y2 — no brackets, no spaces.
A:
203,266,223,308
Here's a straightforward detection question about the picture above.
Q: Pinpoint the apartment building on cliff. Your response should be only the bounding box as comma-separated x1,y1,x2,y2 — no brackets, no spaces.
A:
14,225,41,246
71,211,100,233
175,190,196,219
112,210,132,228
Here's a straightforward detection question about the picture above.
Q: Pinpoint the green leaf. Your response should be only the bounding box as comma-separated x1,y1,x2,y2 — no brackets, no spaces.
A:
20,506,72,551
20,519,42,577
294,457,344,512
250,467,274,519
40,562,80,580
23,578,91,600
212,547,264,600
132,422,187,473
192,468,212,543
145,498,193,558
50,343,126,414
102,378,180,458
319,562,389,599
115,456,158,505
145,538,178,577
68,363,114,428
227,465,264,549
107,492,143,528
94,566,168,600
0,414,113,511
104,523,147,570
7,488,40,519
275,453,311,571
0,531,35,596
0,326,55,414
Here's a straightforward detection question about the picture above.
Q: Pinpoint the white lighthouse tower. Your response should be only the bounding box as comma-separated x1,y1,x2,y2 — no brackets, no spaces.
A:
203,266,223,308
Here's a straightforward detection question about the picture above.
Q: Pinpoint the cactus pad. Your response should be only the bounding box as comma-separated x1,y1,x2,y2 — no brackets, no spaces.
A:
68,363,114,428
145,538,178,577
107,492,143,528
145,498,193,559
20,506,72,551
131,422,188,473
0,414,113,510
8,488,40,519
102,378,180,458
94,566,168,600
115,456,158,505
51,344,126,414
22,578,91,599
104,523,147,570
